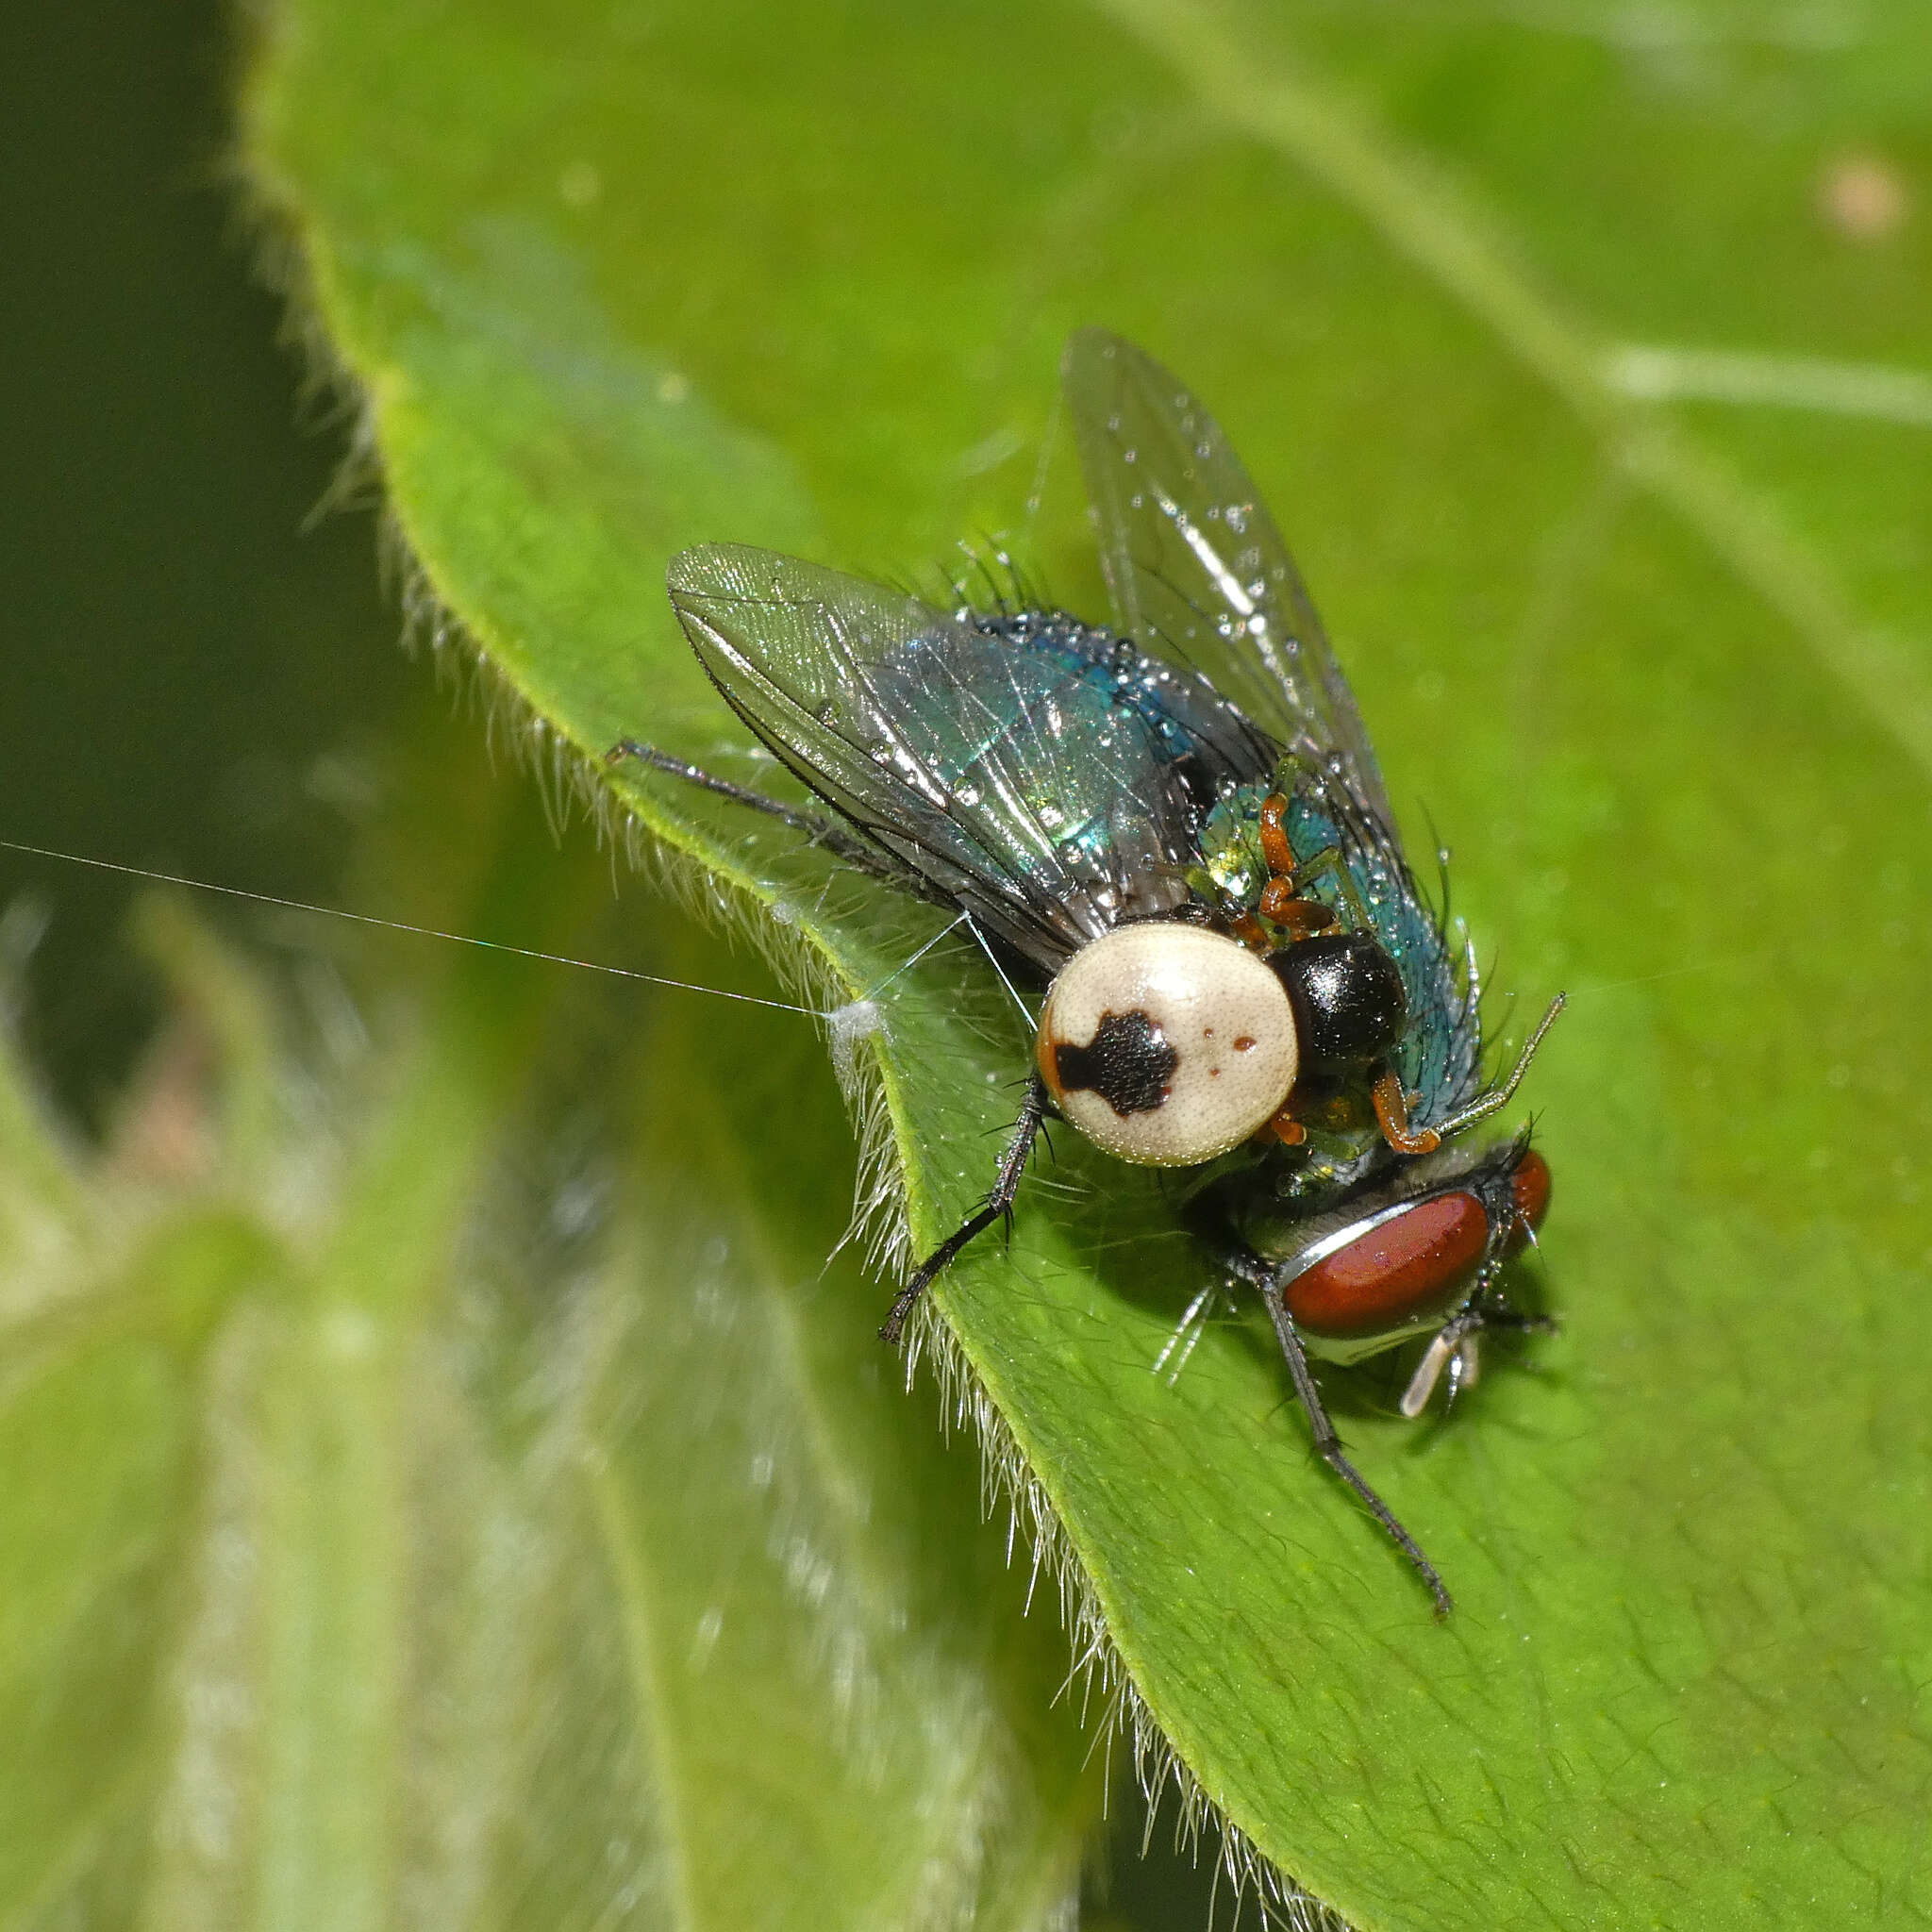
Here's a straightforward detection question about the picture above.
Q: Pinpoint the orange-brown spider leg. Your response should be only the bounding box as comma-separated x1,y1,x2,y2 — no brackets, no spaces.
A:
1258,791,1295,877
1257,796,1374,935
1258,876,1339,938
1229,911,1273,954
1372,1067,1440,1157
1257,795,1343,941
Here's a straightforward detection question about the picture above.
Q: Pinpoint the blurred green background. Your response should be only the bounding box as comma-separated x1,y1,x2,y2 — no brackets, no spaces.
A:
2,3,402,1118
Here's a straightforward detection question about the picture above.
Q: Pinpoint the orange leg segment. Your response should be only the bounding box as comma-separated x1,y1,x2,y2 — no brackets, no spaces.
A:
1229,912,1273,954
1258,879,1338,937
1258,791,1294,877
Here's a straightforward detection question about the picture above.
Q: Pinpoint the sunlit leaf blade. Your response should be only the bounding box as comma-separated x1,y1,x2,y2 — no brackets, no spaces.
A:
243,0,1932,1923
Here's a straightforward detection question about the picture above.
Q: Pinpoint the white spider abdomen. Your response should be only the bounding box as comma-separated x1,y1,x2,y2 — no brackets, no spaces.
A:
1035,923,1299,1166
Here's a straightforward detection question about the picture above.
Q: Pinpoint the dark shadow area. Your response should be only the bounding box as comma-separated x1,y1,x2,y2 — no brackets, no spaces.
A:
1086,1773,1280,1932
0,0,408,1127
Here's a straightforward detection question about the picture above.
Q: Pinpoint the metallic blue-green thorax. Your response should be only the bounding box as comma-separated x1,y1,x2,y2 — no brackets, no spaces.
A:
1193,769,1479,1132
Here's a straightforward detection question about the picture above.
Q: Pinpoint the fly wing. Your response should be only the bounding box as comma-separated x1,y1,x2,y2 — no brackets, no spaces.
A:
667,543,1202,974
1063,328,1397,835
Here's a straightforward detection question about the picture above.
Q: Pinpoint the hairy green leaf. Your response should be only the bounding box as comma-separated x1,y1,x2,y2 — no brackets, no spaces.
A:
242,1,1932,1924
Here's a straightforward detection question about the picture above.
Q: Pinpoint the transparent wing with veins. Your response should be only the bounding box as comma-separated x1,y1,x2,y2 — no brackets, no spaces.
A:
1062,327,1397,836
667,543,1213,977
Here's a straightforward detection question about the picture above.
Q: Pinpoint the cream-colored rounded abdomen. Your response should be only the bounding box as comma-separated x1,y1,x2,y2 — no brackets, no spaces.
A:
1036,923,1300,1166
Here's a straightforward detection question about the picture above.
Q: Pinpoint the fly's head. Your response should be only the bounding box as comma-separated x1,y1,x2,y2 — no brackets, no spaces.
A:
1251,1135,1553,1409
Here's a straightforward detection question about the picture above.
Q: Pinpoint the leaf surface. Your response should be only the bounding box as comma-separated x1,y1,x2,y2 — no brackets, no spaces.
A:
244,1,1932,1923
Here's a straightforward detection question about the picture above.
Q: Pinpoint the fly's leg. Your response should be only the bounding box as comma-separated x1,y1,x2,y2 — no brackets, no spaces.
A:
878,1076,1048,1344
604,739,938,897
1257,1274,1455,1617
606,738,835,836
1423,993,1567,1144
1371,993,1567,1158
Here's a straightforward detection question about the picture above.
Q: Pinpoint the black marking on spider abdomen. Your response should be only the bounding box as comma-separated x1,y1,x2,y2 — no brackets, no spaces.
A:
1054,1010,1178,1117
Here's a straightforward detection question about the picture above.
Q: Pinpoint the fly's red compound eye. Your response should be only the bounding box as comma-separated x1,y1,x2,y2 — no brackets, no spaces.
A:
1509,1148,1552,1245
1285,1192,1489,1340
1287,1147,1555,1341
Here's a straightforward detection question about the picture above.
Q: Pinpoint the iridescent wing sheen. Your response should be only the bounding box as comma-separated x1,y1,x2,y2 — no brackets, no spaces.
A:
666,543,1210,975
1063,328,1397,835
